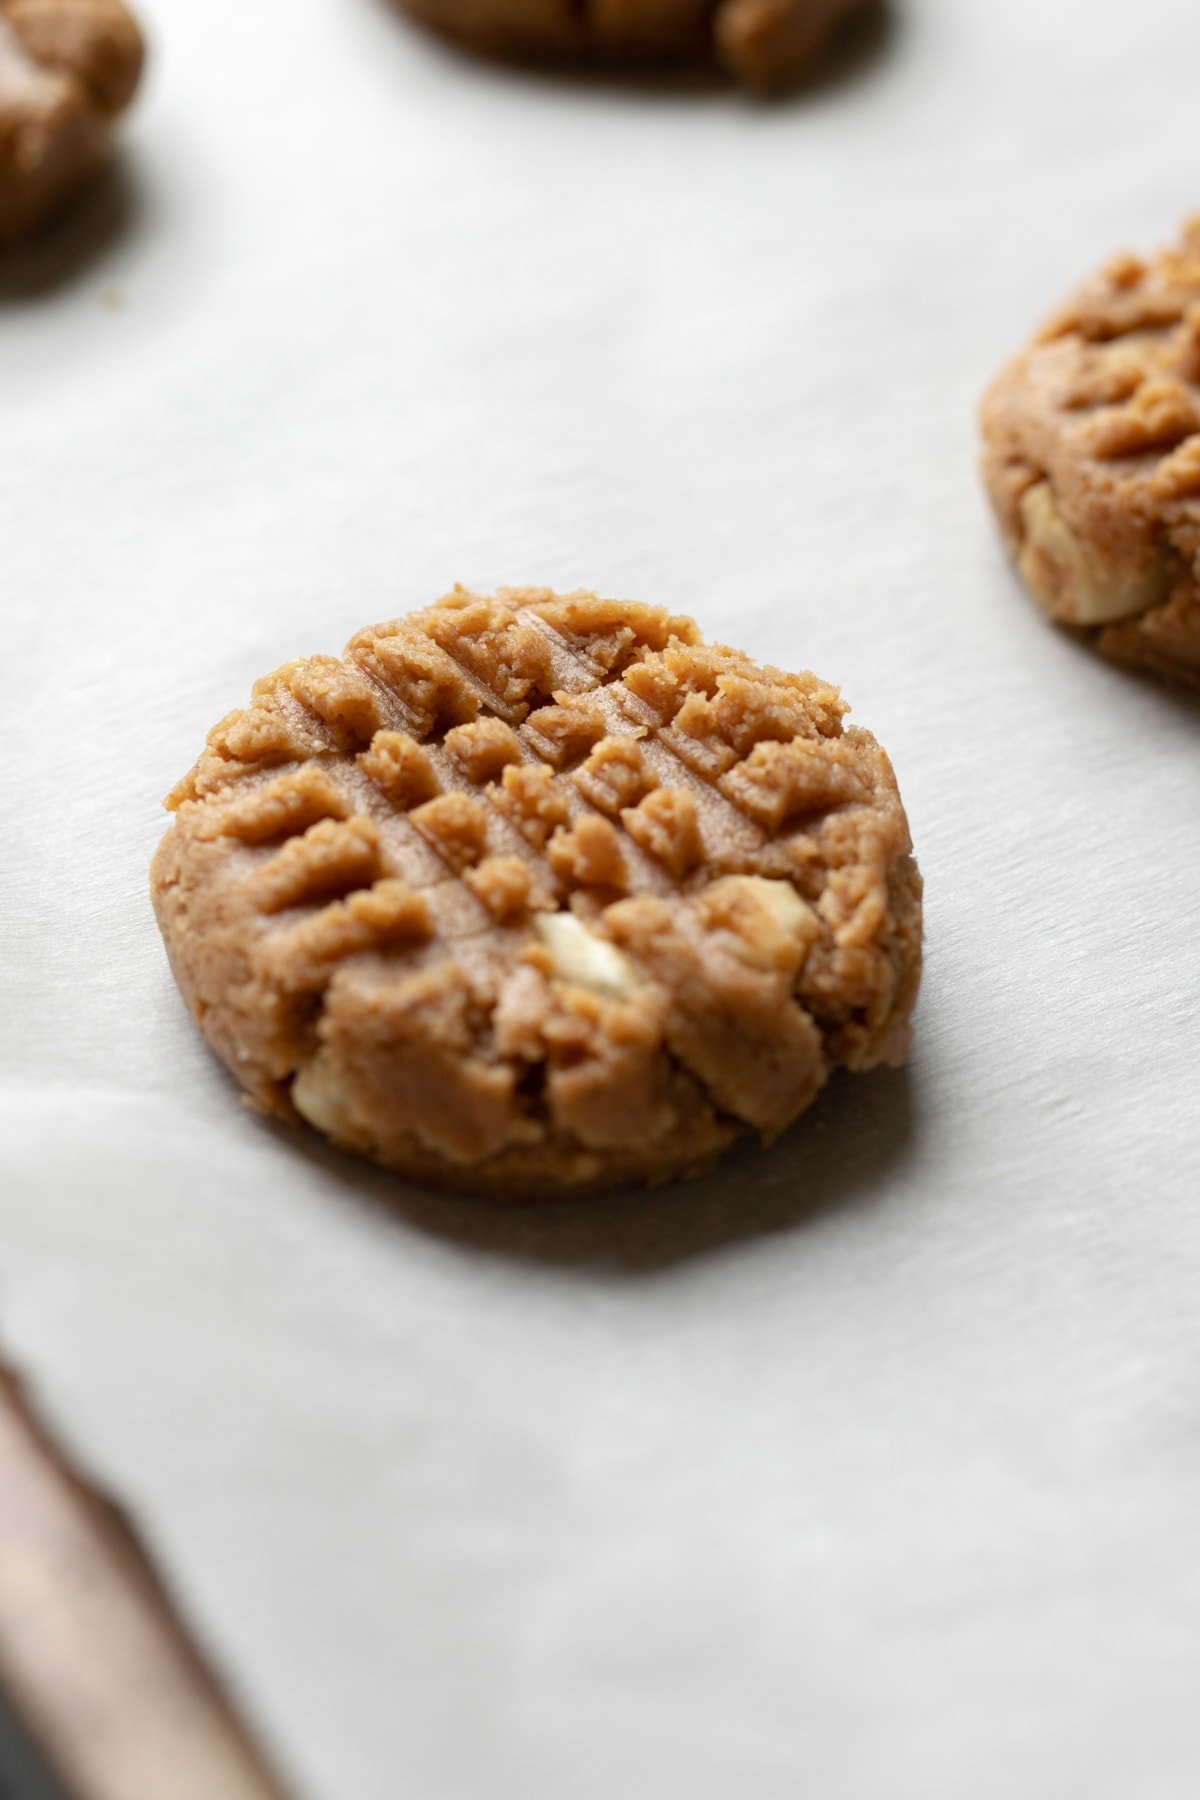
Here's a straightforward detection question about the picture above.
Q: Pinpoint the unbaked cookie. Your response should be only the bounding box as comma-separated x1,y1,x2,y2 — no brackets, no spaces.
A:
152,589,922,1198
981,218,1200,687
0,0,144,248
393,0,866,93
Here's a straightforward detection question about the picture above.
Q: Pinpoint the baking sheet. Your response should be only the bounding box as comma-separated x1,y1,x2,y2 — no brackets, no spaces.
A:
3,1,1200,1795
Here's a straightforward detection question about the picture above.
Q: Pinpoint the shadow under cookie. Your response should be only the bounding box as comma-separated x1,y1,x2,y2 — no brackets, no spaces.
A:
259,1061,920,1275
0,154,142,301
1040,604,1200,725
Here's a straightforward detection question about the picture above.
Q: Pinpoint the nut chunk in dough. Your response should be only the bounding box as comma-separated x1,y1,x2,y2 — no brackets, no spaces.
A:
0,0,144,247
394,0,867,94
151,587,922,1199
981,216,1200,687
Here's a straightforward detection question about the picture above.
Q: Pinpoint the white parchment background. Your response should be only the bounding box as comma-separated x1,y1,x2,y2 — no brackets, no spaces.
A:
2,2,1200,1795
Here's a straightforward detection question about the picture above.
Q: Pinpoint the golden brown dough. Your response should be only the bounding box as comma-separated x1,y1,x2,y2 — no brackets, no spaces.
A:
393,0,864,92
0,0,143,247
981,217,1200,687
152,588,922,1198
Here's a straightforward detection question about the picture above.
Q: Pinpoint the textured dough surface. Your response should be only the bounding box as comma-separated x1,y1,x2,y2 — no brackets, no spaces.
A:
981,217,1200,687
392,0,865,92
151,589,922,1198
0,0,143,246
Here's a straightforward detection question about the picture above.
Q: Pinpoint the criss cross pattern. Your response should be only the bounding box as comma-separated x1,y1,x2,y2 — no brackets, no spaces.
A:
153,589,921,1194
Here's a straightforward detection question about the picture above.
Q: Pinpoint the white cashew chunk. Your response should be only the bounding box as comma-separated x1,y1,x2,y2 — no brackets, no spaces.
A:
734,876,817,935
534,912,642,1001
1017,482,1168,626
697,875,820,974
292,1062,349,1139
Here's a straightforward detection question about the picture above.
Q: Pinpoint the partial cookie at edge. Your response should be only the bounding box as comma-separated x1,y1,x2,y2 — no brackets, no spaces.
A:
980,216,1200,687
0,0,144,248
393,0,867,93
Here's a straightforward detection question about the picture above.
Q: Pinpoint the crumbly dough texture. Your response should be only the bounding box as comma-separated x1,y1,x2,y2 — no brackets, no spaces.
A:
0,0,143,247
152,589,922,1198
393,0,864,92
981,217,1200,686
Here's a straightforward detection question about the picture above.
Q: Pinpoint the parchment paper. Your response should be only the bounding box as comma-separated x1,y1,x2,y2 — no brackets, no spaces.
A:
3,1,1200,1795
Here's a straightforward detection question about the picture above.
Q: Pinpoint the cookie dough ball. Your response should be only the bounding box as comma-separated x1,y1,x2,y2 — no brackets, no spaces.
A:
0,0,144,248
981,217,1200,687
394,0,866,93
152,589,922,1198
